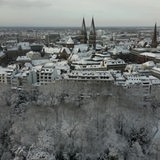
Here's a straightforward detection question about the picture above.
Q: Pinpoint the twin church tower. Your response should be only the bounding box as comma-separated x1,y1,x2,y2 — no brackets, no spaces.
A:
79,17,96,49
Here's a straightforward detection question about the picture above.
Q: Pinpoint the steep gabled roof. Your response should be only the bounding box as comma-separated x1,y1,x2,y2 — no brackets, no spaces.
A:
66,37,74,44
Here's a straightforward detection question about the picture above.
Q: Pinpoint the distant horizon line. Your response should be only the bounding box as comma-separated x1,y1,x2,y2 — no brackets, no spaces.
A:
0,25,157,28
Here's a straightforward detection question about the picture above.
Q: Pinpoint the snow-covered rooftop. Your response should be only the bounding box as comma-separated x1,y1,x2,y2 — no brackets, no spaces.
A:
44,63,55,68
43,47,61,54
142,61,155,67
60,47,71,55
72,59,100,65
32,59,51,66
16,56,31,62
74,44,89,53
66,37,74,44
140,52,160,58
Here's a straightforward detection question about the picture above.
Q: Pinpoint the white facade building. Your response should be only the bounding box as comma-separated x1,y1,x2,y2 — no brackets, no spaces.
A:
36,63,59,85
0,66,15,84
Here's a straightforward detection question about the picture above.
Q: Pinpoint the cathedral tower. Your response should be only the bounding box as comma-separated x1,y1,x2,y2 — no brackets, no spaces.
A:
151,23,158,48
89,17,96,49
80,18,87,44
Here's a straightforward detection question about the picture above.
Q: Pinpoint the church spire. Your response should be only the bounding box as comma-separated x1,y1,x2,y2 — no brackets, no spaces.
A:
90,17,96,35
89,17,96,49
151,23,158,48
82,17,87,34
80,17,87,44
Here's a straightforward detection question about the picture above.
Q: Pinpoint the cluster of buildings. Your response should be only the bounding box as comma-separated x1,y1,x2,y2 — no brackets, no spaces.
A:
0,19,160,95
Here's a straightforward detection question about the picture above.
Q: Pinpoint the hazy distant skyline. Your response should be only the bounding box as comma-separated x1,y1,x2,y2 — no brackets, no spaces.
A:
0,0,159,27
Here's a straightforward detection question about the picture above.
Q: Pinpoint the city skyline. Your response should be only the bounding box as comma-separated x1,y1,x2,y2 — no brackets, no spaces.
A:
0,0,159,27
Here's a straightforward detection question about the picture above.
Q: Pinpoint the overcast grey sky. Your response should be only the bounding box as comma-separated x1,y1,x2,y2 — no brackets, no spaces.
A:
0,0,159,27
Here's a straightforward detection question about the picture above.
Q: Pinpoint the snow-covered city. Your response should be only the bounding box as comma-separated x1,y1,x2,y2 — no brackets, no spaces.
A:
1,20,160,93
1,0,160,159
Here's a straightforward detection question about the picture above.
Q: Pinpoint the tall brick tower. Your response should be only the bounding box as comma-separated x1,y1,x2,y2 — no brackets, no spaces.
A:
80,18,87,44
89,17,96,49
151,23,158,48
